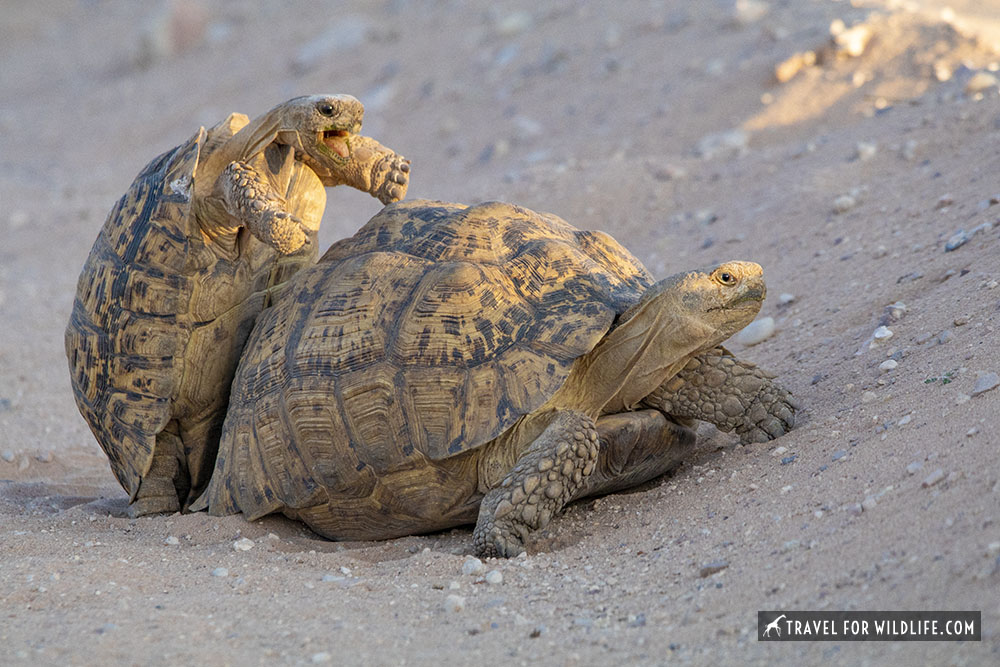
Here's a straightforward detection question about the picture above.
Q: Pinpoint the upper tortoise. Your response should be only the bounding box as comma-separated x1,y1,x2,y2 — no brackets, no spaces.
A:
65,95,410,516
197,200,796,557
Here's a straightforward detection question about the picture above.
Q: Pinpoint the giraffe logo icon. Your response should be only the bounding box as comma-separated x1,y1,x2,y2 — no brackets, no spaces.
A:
763,614,787,638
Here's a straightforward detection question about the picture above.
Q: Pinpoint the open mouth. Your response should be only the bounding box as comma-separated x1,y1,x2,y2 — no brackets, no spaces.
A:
321,129,351,158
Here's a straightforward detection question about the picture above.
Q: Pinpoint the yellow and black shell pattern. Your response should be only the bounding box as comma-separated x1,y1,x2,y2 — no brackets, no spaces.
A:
206,199,654,530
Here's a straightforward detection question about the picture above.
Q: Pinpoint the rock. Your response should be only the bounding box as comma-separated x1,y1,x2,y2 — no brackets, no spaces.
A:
210,567,229,577
775,51,816,83
485,570,504,585
846,503,863,516
733,0,770,26
906,461,923,475
34,451,54,463
164,536,180,546
833,194,857,214
1,451,14,463
861,496,877,511
879,360,898,373
872,326,893,342
987,542,1000,557
898,414,912,426
965,72,999,95
233,538,254,551
945,230,969,251
972,372,999,396
833,23,873,58
778,293,796,305
855,142,877,161
311,652,332,664
861,391,877,403
462,556,485,576
321,574,345,583
770,445,788,458
495,11,533,37
698,560,729,577
735,317,775,346
921,469,945,488
444,594,466,612
695,129,748,159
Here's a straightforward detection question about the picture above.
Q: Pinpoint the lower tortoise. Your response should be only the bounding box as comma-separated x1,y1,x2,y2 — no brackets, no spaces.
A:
196,200,796,557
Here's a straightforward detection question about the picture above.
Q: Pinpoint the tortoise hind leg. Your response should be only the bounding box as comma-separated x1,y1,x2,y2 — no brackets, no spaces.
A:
473,410,600,558
128,426,188,518
572,410,697,500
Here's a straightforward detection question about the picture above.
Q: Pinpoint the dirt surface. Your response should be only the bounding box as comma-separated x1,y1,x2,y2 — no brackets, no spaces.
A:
2,1,999,665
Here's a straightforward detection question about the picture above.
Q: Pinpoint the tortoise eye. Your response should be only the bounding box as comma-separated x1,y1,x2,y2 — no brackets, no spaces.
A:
717,271,736,285
317,102,336,116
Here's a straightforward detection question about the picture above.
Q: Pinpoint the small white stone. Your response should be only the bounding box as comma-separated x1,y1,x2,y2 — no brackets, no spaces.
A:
872,326,893,340
861,391,878,403
897,414,912,426
987,542,1000,557
921,469,945,488
833,194,857,213
462,556,485,576
861,496,878,511
233,538,254,551
735,317,775,346
164,536,180,546
311,652,332,664
770,446,788,457
778,293,796,305
485,570,504,585
210,567,229,577
971,372,999,396
879,360,898,373
834,24,873,58
855,142,877,161
733,0,770,25
339,566,351,575
444,594,466,612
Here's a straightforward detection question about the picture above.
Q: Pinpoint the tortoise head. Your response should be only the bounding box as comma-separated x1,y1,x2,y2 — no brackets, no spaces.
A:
667,260,766,344
244,94,365,181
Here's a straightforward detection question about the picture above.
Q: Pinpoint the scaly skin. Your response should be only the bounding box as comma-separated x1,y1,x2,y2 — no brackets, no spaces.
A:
474,411,600,558
642,346,797,444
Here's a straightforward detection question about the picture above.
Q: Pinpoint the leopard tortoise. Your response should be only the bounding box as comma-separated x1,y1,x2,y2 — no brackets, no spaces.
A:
65,95,410,516
196,200,795,556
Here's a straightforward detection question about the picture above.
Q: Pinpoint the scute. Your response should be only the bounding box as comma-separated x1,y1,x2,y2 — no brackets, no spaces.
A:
206,200,655,524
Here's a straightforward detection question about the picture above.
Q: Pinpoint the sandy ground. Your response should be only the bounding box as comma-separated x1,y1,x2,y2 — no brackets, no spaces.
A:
2,1,999,665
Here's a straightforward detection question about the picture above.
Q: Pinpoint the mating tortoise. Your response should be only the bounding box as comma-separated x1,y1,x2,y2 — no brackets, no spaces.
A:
197,200,795,557
65,95,410,516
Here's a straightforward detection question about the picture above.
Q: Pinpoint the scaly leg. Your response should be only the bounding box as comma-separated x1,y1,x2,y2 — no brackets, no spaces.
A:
642,347,797,444
473,411,599,558
221,159,309,254
322,135,410,204
129,426,188,517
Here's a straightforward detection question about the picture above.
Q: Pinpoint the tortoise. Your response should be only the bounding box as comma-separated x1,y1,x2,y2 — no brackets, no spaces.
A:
65,95,410,517
196,200,796,557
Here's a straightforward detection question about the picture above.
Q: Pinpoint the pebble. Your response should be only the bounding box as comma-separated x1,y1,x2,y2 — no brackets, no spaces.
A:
311,652,332,664
987,542,1000,557
833,23,873,58
861,391,877,403
770,446,788,457
462,556,486,576
855,142,877,161
832,450,847,461
233,538,254,551
695,129,748,159
698,560,729,577
832,194,857,214
775,50,816,83
495,11,533,36
164,536,180,546
879,360,898,373
445,594,466,612
846,503,864,517
965,71,999,95
485,570,504,585
210,567,229,577
321,574,345,583
861,496,878,511
872,326,893,341
898,414,912,426
778,293,796,305
1,451,14,463
735,317,775,346
921,469,945,488
945,230,970,251
733,0,769,26
971,372,999,396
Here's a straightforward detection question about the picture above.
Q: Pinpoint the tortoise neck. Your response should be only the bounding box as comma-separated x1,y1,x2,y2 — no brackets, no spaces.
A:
544,275,715,416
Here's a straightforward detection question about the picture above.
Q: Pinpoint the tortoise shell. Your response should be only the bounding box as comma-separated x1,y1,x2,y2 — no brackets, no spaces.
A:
65,116,315,503
205,200,653,530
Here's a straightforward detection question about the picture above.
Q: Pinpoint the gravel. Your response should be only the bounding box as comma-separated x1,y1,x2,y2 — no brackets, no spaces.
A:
971,372,999,396
698,561,729,577
921,469,946,488
210,567,229,578
462,556,485,576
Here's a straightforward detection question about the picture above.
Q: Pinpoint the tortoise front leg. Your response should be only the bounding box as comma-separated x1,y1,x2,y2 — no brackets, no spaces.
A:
642,347,797,444
572,410,696,500
221,159,310,255
323,135,410,204
473,410,600,558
